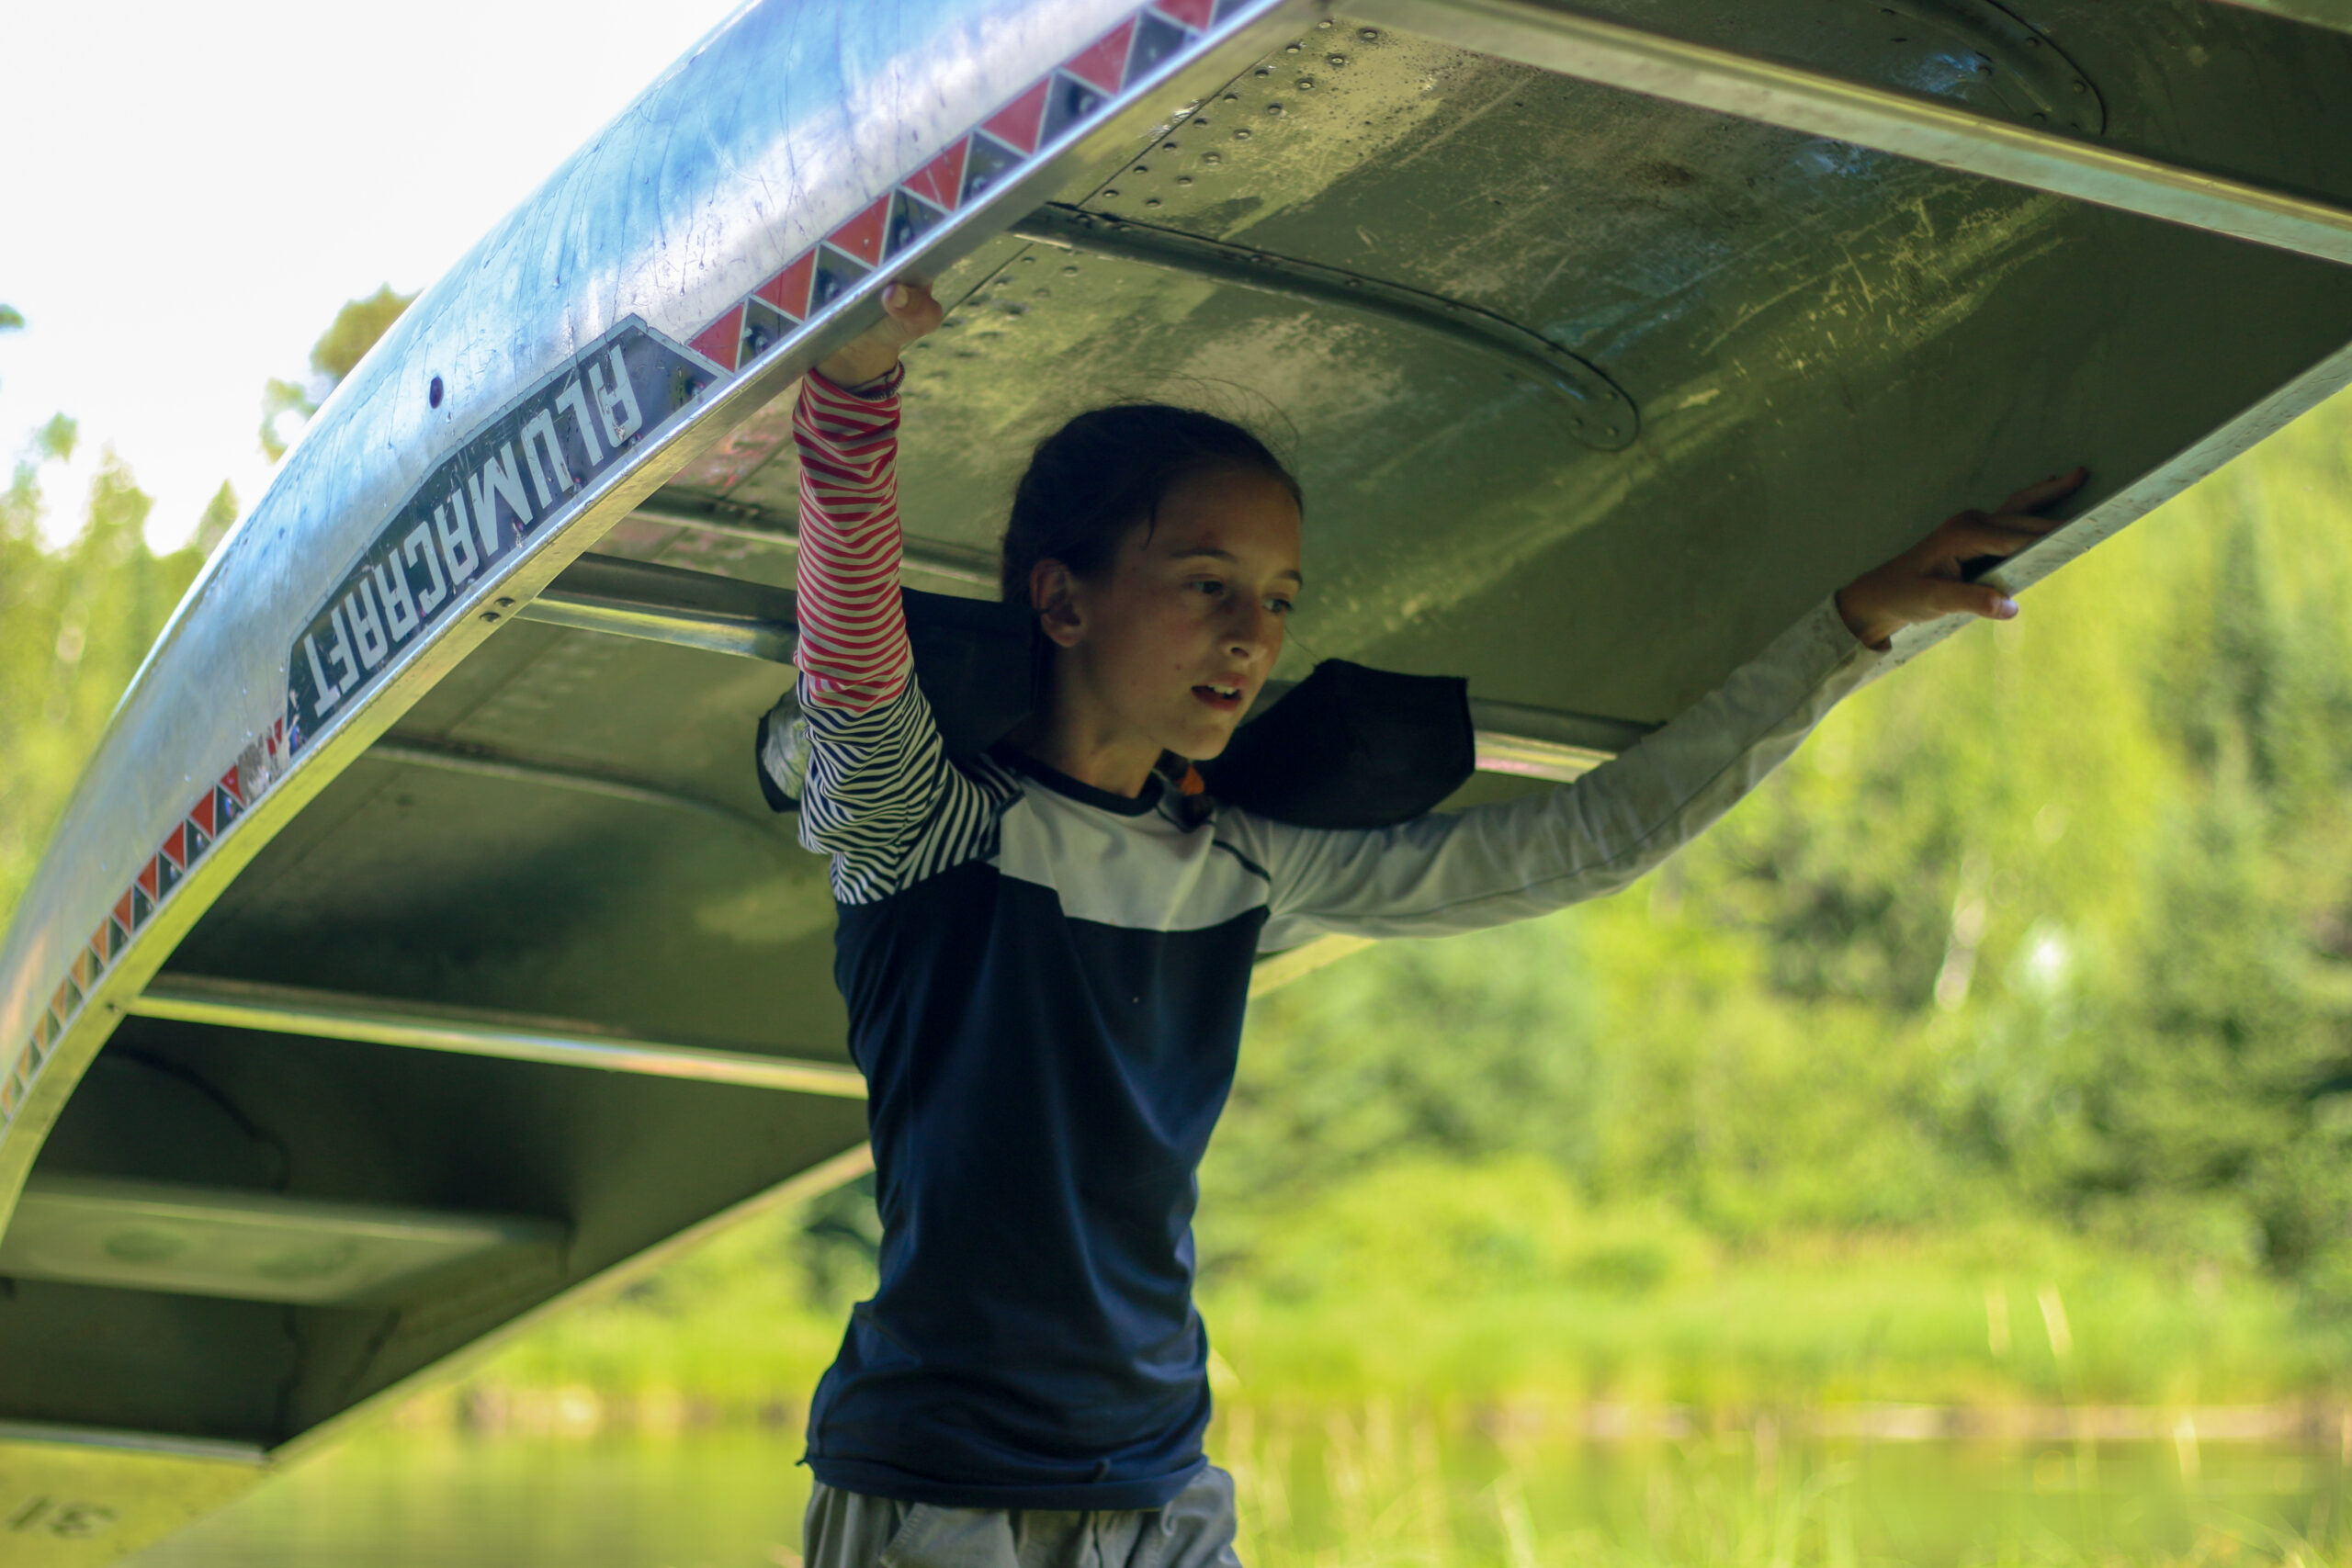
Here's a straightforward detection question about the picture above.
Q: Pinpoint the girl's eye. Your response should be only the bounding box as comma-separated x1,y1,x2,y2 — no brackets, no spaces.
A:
1187,579,1224,596
1266,597,1295,616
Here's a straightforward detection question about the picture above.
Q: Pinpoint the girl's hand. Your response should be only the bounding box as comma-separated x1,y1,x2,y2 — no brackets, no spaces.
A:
1836,467,2088,650
814,278,944,391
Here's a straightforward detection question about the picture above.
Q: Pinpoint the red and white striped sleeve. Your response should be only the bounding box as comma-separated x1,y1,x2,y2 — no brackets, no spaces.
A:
772,362,1012,899
794,366,913,714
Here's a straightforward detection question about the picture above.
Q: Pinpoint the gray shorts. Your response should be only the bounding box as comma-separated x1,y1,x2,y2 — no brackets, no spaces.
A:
803,1467,1244,1568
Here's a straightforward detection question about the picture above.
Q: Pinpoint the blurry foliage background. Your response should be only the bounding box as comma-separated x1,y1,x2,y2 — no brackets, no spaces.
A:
8,291,2352,1417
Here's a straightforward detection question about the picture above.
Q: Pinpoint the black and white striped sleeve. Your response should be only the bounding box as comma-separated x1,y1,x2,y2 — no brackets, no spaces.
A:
795,682,1013,905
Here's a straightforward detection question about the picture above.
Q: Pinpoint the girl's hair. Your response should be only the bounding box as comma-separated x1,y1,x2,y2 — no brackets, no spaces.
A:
1000,402,1303,604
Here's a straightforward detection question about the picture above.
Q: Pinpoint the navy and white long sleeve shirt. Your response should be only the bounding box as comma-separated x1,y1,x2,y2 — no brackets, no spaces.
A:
762,367,1883,1511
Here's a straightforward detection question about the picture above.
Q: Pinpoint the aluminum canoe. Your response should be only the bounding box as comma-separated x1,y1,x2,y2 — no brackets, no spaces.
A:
3,0,2351,1558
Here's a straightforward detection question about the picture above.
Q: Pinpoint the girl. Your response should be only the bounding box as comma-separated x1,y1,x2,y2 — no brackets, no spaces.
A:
763,279,2084,1568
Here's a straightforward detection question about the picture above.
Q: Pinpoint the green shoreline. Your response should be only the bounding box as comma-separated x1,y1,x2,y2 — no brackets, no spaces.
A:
396,1383,2352,1446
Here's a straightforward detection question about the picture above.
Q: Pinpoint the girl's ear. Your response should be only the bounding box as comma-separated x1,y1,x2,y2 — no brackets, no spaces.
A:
1030,558,1085,649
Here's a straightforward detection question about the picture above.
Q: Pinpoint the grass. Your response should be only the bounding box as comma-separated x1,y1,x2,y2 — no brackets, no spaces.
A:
442,1158,2352,1428
1214,1403,2352,1568
1204,1242,2334,1410
153,1407,2352,1568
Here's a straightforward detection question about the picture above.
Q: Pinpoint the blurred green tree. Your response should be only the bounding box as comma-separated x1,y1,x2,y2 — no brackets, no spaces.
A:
0,280,416,932
259,284,415,460
0,423,204,919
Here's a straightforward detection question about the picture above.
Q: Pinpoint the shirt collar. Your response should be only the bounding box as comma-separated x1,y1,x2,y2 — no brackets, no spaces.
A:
995,745,1165,817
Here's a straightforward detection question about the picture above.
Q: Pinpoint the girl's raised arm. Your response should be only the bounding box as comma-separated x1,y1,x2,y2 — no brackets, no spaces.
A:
789,278,945,717
791,364,917,716
1240,468,2086,943
757,284,1002,906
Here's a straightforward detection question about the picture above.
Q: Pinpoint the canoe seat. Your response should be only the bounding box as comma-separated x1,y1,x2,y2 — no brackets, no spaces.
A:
0,1176,563,1306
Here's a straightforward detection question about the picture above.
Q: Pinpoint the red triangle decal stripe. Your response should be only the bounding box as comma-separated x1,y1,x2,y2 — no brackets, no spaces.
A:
982,80,1051,154
904,139,972,211
190,791,217,838
1063,19,1136,93
1152,0,1215,27
689,305,746,372
113,892,134,931
219,764,244,807
161,823,188,871
754,252,816,321
137,858,160,900
828,196,891,267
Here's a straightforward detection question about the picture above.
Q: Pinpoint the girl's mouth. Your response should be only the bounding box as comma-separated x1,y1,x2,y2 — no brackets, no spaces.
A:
1192,683,1244,712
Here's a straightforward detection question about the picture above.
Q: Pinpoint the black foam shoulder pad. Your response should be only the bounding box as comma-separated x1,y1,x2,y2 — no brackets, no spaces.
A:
1200,660,1474,829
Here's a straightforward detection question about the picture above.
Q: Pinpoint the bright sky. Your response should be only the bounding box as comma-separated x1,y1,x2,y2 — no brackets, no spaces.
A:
0,1,745,551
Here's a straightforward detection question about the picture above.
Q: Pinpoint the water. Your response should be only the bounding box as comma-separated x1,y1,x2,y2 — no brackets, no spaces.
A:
127,1416,2349,1568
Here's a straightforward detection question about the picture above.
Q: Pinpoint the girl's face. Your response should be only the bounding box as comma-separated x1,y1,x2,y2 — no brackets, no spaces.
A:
1037,465,1304,767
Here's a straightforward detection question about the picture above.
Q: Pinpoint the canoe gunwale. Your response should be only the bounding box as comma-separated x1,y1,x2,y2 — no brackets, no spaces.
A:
1359,0,2352,265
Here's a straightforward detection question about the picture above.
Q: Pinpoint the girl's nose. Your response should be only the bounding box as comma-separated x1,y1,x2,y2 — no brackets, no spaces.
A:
1227,600,1277,661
